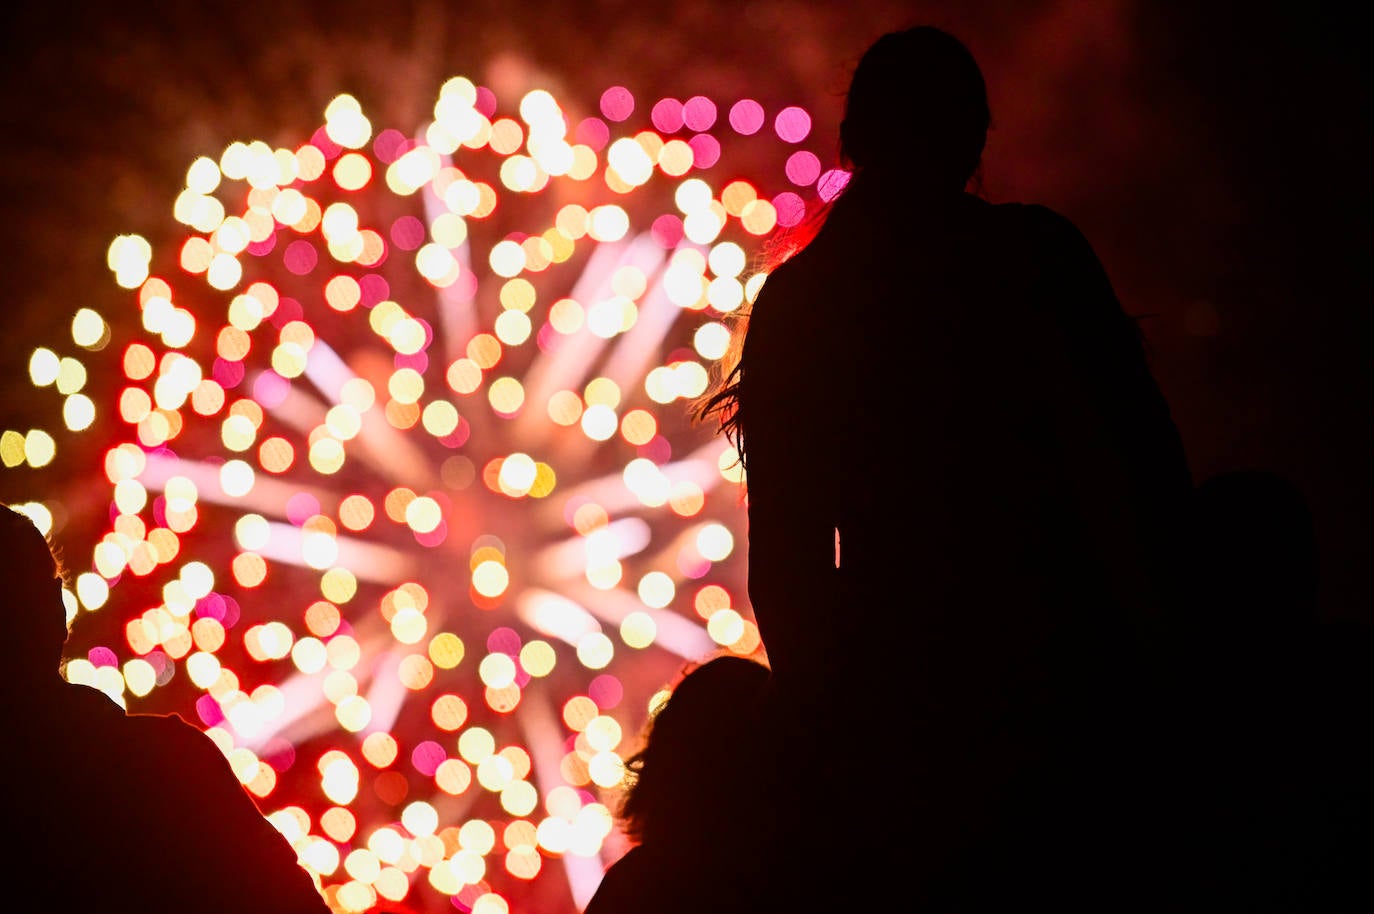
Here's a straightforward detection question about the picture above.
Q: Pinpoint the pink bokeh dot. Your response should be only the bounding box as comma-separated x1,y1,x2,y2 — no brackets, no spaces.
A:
774,106,812,143
196,593,227,621
785,150,822,186
474,86,497,118
414,522,447,548
651,214,684,249
196,694,226,727
487,627,522,655
536,321,559,353
309,126,342,159
283,240,318,276
252,371,290,409
373,128,409,163
729,98,765,135
599,86,635,122
88,646,119,668
269,296,303,328
576,116,611,150
651,97,685,134
261,738,297,772
638,435,672,464
359,273,390,306
817,168,852,202
439,416,471,449
247,235,276,257
688,133,721,169
449,271,478,303
588,674,624,710
220,595,241,628
213,357,245,389
773,191,807,227
286,492,321,526
396,351,428,376
149,652,174,685
682,95,717,132
390,215,426,251
411,741,448,777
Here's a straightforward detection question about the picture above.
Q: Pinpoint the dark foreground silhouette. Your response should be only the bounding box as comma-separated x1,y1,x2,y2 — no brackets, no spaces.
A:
1173,470,1374,910
1,504,330,914
698,24,1193,911
584,653,772,914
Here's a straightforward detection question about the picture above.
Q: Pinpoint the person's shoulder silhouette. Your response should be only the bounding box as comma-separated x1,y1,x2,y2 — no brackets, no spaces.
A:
584,652,772,914
1,504,330,914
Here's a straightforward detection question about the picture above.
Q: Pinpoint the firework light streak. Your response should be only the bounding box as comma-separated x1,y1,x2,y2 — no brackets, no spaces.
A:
15,77,839,913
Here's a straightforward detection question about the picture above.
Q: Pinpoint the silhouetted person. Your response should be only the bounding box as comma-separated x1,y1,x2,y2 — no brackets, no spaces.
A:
1300,614,1374,912
1175,470,1319,905
584,653,772,914
698,25,1195,911
1189,468,1319,643
1182,471,1372,910
1180,468,1321,752
0,504,330,914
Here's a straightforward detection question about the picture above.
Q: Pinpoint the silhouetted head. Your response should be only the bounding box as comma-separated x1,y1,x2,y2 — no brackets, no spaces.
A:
840,26,989,189
616,653,770,848
2,504,70,681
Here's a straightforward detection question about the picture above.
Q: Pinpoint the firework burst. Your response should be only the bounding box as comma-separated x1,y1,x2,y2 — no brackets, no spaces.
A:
10,74,841,913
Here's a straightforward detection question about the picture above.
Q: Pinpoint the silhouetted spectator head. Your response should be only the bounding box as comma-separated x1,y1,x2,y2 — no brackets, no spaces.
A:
2,504,71,681
840,26,990,189
1,504,71,683
1192,470,1319,632
615,653,770,849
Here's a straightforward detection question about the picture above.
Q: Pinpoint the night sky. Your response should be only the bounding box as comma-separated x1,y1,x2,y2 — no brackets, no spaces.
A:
1,1,1368,613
